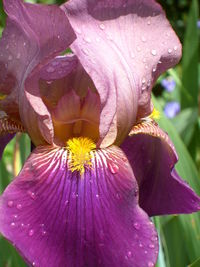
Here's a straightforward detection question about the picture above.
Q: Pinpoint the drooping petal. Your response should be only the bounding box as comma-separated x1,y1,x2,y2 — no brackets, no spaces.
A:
121,120,200,216
0,0,76,143
62,0,182,146
0,146,158,267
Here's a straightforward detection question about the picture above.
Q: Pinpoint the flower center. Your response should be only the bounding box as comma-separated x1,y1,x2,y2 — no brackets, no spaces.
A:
66,137,96,175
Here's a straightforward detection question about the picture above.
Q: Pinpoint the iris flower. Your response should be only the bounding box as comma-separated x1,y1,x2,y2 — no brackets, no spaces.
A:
0,0,200,266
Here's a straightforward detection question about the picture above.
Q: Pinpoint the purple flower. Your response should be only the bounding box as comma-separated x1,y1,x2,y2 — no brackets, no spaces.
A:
0,1,199,267
164,101,180,118
161,78,176,92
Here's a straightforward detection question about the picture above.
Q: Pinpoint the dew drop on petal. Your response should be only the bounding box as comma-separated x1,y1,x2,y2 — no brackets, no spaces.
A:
96,194,99,198
7,200,14,207
141,36,146,42
147,20,151,25
168,48,172,54
148,261,154,267
16,53,21,59
149,244,155,249
84,36,92,43
8,55,13,61
28,229,34,236
75,28,82,34
99,24,105,30
151,49,157,56
46,66,55,73
10,222,15,227
42,230,47,236
17,204,22,210
108,162,119,174
174,46,178,51
127,251,133,258
133,222,140,230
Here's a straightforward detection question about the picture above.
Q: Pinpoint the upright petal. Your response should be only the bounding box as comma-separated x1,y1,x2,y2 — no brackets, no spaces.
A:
62,0,182,146
121,120,200,216
0,146,158,267
0,0,76,143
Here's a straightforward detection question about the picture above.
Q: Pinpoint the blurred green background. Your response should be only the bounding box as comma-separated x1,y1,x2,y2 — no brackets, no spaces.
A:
0,0,200,266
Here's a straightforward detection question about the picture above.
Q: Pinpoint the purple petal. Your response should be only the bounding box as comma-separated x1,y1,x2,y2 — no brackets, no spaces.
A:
62,0,182,146
0,0,76,143
0,146,158,267
121,121,200,216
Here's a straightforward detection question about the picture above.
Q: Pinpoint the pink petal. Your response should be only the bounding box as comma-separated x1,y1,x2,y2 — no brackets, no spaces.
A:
62,0,182,146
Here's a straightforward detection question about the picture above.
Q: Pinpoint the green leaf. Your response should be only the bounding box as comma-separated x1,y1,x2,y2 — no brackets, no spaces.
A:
153,95,200,266
189,257,200,267
181,0,199,108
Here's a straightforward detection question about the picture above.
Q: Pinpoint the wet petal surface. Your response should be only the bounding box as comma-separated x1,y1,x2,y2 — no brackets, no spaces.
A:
0,146,158,267
62,0,181,146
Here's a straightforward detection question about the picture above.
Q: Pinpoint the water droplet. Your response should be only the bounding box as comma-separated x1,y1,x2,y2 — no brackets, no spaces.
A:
28,229,34,236
23,42,26,46
148,261,154,267
75,28,82,34
151,236,158,242
108,162,119,174
149,244,155,249
82,48,89,55
17,204,22,210
151,49,157,56
152,67,156,72
96,194,99,198
42,230,47,236
174,46,178,51
7,200,14,207
134,188,138,197
139,242,143,248
168,48,172,54
16,53,21,59
28,190,36,200
99,24,105,30
133,222,140,230
65,200,69,205
10,222,15,227
130,52,135,58
141,36,146,42
84,36,92,43
32,261,36,266
147,20,151,25
8,55,13,61
127,251,132,258
142,77,146,84
21,223,25,228
144,250,148,254
57,35,60,39
13,214,18,219
46,66,55,73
